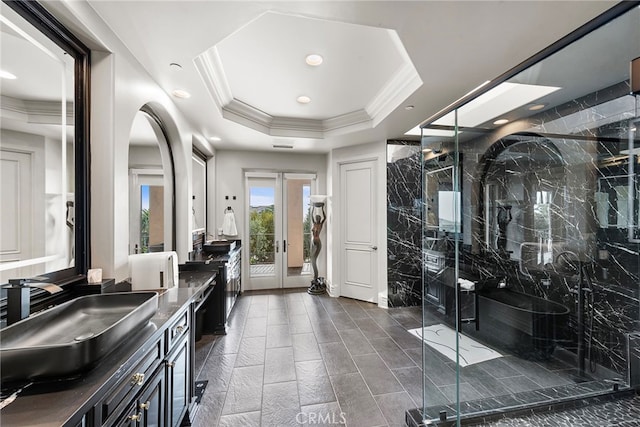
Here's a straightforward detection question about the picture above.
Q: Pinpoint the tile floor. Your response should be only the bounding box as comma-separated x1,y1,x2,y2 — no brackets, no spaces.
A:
190,289,631,427
193,289,423,426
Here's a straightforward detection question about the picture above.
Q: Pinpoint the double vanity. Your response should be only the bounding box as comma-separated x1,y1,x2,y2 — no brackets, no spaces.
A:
0,261,230,426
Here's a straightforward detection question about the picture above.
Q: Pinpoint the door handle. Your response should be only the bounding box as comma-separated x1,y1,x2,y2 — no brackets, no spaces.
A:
283,240,286,253
371,246,378,251
275,241,279,253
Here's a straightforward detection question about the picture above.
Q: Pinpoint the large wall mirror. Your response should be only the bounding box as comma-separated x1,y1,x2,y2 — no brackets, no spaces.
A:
191,151,206,235
0,0,89,285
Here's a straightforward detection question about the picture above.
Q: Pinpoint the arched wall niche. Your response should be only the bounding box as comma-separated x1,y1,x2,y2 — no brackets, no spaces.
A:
140,101,192,262
473,133,568,261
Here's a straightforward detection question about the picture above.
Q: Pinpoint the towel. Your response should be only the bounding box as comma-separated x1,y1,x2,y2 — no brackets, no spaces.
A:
458,278,476,291
222,210,238,236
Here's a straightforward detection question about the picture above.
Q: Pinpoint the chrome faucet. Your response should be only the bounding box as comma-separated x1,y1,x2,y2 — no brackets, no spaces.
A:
5,278,63,326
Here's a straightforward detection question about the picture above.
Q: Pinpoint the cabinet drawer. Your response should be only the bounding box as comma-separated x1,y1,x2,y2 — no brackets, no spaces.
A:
166,310,189,350
101,337,163,423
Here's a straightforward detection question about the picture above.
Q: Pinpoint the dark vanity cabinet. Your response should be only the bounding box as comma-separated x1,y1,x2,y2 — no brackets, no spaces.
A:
166,315,190,427
208,246,241,334
186,241,242,335
100,307,192,427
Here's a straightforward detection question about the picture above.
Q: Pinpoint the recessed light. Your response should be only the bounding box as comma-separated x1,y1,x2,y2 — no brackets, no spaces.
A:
305,54,323,66
209,136,221,142
433,82,560,128
0,70,17,80
171,89,191,99
297,95,311,104
528,103,546,111
493,118,509,125
405,105,415,110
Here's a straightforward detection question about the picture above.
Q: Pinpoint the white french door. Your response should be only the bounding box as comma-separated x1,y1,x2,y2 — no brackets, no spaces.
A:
245,172,316,290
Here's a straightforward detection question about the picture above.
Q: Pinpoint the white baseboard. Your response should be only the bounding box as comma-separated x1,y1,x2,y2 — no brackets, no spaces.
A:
377,292,388,309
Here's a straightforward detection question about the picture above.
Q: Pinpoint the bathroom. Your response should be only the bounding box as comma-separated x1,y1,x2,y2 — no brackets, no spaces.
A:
397,4,640,425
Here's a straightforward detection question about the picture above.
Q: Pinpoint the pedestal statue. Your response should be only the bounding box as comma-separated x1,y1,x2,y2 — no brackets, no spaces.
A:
496,205,512,255
308,199,327,295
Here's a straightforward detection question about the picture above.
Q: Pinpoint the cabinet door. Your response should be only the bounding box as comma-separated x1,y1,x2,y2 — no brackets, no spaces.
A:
166,336,190,427
139,368,165,427
107,401,139,427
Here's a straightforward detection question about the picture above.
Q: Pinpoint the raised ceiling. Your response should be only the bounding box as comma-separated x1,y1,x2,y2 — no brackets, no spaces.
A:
194,11,421,139
83,1,616,153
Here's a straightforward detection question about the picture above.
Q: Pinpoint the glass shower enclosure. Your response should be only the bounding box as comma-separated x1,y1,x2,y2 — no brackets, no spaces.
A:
409,3,640,425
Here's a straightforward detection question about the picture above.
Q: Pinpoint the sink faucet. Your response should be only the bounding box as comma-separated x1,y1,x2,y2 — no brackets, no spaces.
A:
5,278,63,326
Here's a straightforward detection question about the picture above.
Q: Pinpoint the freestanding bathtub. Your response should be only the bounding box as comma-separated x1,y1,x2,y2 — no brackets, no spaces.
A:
476,288,570,359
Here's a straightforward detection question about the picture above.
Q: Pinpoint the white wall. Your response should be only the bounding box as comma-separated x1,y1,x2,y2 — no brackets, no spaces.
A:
214,150,327,289
329,141,388,307
39,3,388,289
47,2,204,280
128,145,162,168
214,150,328,238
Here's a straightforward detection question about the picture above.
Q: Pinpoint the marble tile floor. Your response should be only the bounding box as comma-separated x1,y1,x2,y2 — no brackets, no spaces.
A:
190,289,624,427
465,391,640,426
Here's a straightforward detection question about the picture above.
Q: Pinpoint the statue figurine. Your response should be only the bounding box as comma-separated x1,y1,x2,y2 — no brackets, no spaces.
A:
308,202,326,294
496,205,512,254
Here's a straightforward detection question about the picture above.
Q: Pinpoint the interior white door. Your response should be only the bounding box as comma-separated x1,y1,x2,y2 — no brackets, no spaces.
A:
0,149,34,281
340,160,378,302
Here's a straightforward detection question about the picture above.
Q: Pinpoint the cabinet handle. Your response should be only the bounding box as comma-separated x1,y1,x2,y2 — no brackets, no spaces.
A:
131,372,145,386
175,325,185,334
140,401,150,410
166,361,175,368
128,413,141,422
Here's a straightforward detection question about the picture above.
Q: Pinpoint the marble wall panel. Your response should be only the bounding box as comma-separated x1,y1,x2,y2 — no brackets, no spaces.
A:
387,142,422,307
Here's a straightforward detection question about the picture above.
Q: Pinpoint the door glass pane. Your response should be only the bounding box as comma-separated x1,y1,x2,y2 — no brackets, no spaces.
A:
286,179,311,277
140,185,150,253
141,184,165,253
249,184,275,277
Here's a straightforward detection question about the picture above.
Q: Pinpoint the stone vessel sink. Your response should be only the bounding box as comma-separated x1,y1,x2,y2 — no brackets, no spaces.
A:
1,292,158,384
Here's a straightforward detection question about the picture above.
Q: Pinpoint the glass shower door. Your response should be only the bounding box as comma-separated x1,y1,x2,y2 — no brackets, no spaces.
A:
416,6,640,425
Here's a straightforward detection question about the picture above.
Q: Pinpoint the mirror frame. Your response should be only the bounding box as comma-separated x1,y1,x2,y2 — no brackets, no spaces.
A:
4,0,91,278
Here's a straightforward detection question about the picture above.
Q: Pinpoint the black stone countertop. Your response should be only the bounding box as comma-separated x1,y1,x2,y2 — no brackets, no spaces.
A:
0,271,215,427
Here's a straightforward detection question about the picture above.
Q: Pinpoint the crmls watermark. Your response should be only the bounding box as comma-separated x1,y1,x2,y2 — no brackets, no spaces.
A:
295,411,347,425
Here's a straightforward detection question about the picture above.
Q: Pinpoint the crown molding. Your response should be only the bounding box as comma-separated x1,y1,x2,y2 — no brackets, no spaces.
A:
194,17,421,139
367,62,422,128
194,47,233,109
1,95,73,125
